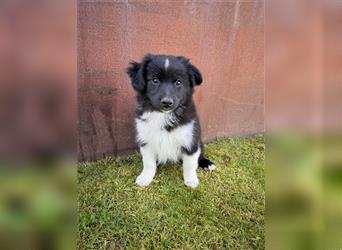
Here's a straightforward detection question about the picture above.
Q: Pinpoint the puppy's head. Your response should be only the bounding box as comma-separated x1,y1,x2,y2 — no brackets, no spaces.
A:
126,54,202,112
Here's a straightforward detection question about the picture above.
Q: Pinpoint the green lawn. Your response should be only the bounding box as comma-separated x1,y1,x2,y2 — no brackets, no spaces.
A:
78,135,265,249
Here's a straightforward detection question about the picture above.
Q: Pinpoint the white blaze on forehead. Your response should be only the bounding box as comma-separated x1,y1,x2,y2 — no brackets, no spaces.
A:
164,58,170,70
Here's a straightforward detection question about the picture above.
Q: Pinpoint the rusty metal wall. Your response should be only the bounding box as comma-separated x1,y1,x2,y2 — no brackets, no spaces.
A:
78,0,265,161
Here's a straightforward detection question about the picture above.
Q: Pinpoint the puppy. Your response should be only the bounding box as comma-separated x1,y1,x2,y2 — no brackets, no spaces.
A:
126,54,215,188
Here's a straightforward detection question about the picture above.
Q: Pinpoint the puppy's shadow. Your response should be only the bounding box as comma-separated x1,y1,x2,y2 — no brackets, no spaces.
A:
156,161,183,179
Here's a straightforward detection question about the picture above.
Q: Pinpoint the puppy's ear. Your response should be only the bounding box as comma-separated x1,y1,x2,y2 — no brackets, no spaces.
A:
126,54,153,92
126,61,145,92
187,63,202,86
177,56,203,86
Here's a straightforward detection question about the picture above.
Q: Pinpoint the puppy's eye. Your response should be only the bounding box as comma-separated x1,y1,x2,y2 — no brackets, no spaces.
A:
152,77,160,85
175,79,182,87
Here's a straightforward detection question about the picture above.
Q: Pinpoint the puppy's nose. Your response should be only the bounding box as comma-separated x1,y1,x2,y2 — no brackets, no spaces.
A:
161,98,174,108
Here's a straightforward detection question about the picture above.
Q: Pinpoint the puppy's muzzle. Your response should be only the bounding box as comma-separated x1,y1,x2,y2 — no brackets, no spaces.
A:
161,97,174,109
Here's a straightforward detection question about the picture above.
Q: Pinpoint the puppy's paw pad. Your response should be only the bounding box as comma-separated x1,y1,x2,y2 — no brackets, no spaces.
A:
136,174,153,187
208,164,216,171
184,178,199,189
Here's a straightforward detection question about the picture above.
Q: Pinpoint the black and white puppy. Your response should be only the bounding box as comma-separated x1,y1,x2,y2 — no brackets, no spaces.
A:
126,54,215,188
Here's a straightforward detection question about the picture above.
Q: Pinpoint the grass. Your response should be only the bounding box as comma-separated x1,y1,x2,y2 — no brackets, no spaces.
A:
78,135,265,249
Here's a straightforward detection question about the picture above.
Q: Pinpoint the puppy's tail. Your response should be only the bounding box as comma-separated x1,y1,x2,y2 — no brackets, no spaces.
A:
198,155,216,171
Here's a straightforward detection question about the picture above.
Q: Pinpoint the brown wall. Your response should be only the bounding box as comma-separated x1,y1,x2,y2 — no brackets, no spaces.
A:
78,0,265,161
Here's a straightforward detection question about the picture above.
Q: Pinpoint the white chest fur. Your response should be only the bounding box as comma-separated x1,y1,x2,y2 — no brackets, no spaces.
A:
135,111,194,164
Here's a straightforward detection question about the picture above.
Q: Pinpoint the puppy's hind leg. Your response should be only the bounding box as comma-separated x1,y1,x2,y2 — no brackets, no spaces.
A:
136,146,157,187
198,142,216,171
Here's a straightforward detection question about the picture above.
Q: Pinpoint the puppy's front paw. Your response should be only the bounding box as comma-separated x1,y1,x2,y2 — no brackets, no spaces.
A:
136,174,153,187
184,176,199,189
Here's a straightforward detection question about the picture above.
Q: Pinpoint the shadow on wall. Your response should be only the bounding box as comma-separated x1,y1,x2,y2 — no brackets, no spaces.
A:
78,0,265,161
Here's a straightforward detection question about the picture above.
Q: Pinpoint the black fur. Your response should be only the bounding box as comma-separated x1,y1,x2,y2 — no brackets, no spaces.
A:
126,54,215,170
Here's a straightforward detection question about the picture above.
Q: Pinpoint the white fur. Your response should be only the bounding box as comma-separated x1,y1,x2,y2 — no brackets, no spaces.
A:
135,111,199,187
136,146,156,186
208,164,216,171
182,148,200,188
136,111,194,164
164,58,170,70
